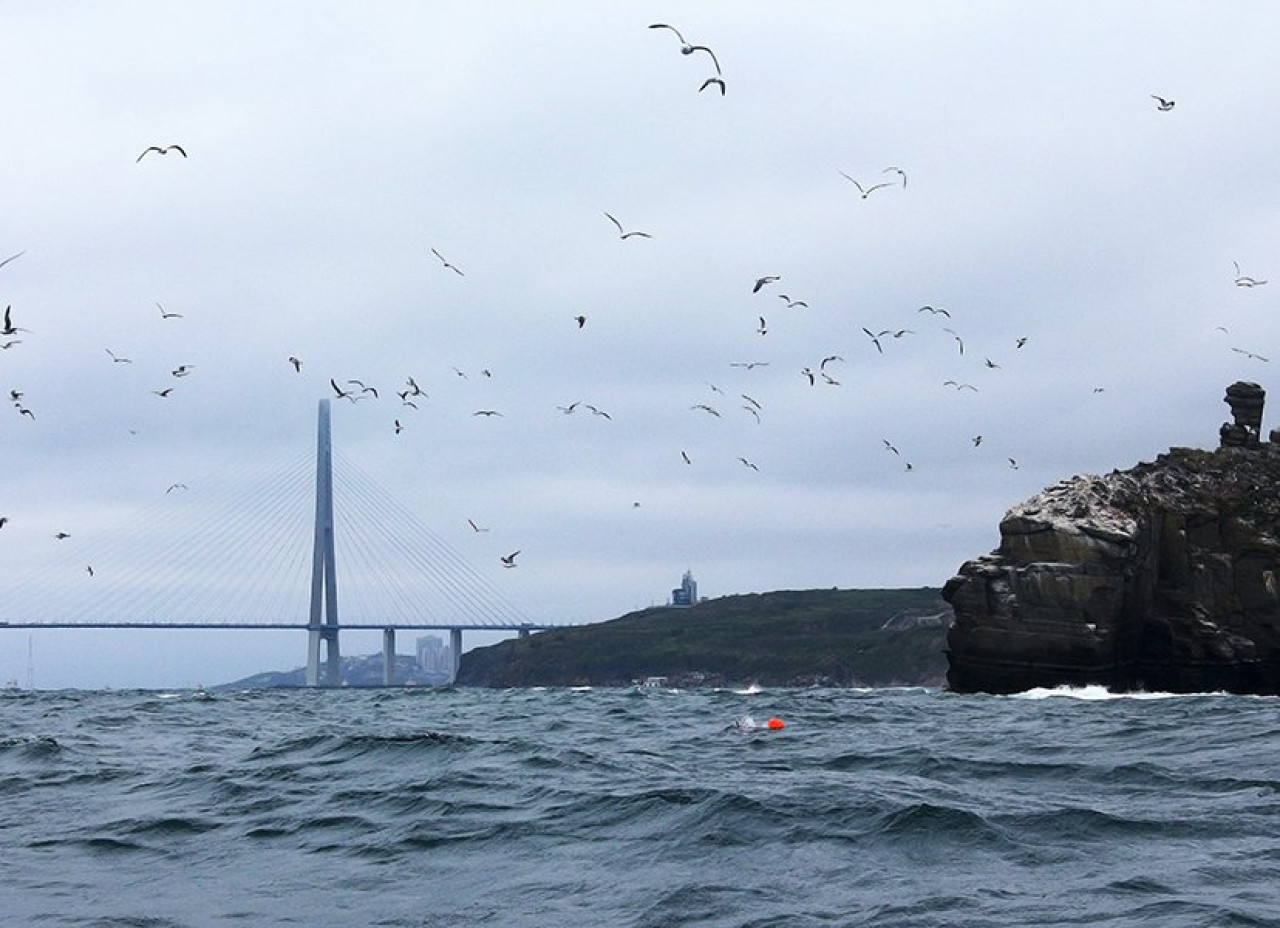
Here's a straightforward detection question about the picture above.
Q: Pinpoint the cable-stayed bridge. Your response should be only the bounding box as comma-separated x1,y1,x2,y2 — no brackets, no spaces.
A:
0,400,556,686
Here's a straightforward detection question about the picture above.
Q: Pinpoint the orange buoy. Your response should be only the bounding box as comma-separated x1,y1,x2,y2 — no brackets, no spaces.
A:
766,717,785,730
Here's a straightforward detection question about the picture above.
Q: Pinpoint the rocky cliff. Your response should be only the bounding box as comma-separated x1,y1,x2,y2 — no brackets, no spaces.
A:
944,383,1280,694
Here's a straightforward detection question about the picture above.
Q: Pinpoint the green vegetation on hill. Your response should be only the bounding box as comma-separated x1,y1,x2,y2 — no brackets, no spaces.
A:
457,587,950,687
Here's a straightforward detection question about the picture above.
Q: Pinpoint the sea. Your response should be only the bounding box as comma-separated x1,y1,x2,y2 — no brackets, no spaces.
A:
3,685,1279,928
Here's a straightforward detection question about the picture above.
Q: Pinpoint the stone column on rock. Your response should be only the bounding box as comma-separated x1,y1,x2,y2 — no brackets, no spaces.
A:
1220,381,1265,448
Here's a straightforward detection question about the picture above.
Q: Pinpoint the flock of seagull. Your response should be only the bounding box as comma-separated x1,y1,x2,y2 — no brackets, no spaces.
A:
0,21,1267,587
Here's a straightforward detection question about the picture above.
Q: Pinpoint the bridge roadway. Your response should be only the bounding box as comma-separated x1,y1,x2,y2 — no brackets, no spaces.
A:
0,622,554,630
0,621,557,685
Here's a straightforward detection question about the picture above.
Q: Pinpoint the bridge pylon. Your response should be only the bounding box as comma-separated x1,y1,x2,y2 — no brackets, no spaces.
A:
306,399,342,686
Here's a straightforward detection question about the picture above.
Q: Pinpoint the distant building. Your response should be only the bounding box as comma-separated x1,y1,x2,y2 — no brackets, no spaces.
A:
416,635,452,676
671,570,698,607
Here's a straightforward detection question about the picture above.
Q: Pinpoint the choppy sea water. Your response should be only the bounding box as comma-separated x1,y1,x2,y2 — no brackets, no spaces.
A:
3,686,1279,928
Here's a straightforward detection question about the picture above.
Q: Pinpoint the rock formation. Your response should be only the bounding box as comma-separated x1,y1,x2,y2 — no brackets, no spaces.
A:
944,382,1280,694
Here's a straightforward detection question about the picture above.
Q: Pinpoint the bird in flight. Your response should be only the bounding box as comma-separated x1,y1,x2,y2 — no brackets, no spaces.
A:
166,483,188,493
984,358,1001,369
1150,95,1175,111
288,356,302,372
801,367,816,385
86,565,95,577
883,166,908,188
943,380,978,391
943,328,964,355
137,144,187,162
1008,458,1019,469
105,349,132,363
647,24,722,74
172,365,194,378
839,172,894,198
691,404,721,417
752,275,780,293
585,404,612,420
1233,262,1267,287
1,305,31,336
0,251,24,270
699,77,726,95
157,302,182,319
778,294,808,308
468,519,489,533
347,379,378,398
394,419,404,435
1016,337,1028,349
918,305,949,317
0,340,20,350
738,457,759,471
152,388,174,398
472,409,503,417
756,316,767,335
604,212,651,240
329,379,366,403
1232,347,1269,362
0,517,6,528
431,248,465,276
862,327,888,353
883,440,900,455
573,314,587,328
730,361,769,369
54,532,70,540
972,436,983,447
501,550,520,568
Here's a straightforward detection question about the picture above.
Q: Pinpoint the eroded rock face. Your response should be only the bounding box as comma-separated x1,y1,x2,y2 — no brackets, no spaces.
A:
944,446,1280,694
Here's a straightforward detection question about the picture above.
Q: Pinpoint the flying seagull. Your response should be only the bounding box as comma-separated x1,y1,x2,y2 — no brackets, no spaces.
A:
1233,262,1267,287
137,144,187,162
166,483,188,493
691,404,721,417
1231,347,1270,362
501,550,520,568
0,251,24,270
472,409,503,417
730,361,769,369
1150,95,1175,111
883,440,900,455
430,248,465,276
752,275,780,293
943,328,964,355
1,305,31,335
157,302,182,319
105,348,132,363
604,212,651,240
862,327,888,354
172,365,195,378
573,314,587,328
151,388,173,398
55,532,70,540
756,316,767,335
918,305,949,317
647,24,722,74
468,519,489,533
330,379,358,402
288,356,302,372
778,294,808,308
699,77,726,95
839,172,894,198
738,457,759,471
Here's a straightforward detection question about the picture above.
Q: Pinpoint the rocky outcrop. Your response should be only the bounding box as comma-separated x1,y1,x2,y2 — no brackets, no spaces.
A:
944,384,1280,694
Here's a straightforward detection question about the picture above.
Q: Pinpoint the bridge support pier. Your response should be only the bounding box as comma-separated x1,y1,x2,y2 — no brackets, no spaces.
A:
450,627,462,684
383,628,396,686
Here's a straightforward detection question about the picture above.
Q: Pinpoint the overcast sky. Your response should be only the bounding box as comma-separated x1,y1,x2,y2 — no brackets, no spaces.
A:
3,2,1279,688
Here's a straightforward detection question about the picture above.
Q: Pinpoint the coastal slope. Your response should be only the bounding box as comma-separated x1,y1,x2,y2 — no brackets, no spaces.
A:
456,588,950,688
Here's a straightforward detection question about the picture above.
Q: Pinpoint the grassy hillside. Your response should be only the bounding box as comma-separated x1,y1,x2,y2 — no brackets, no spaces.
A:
457,587,950,687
